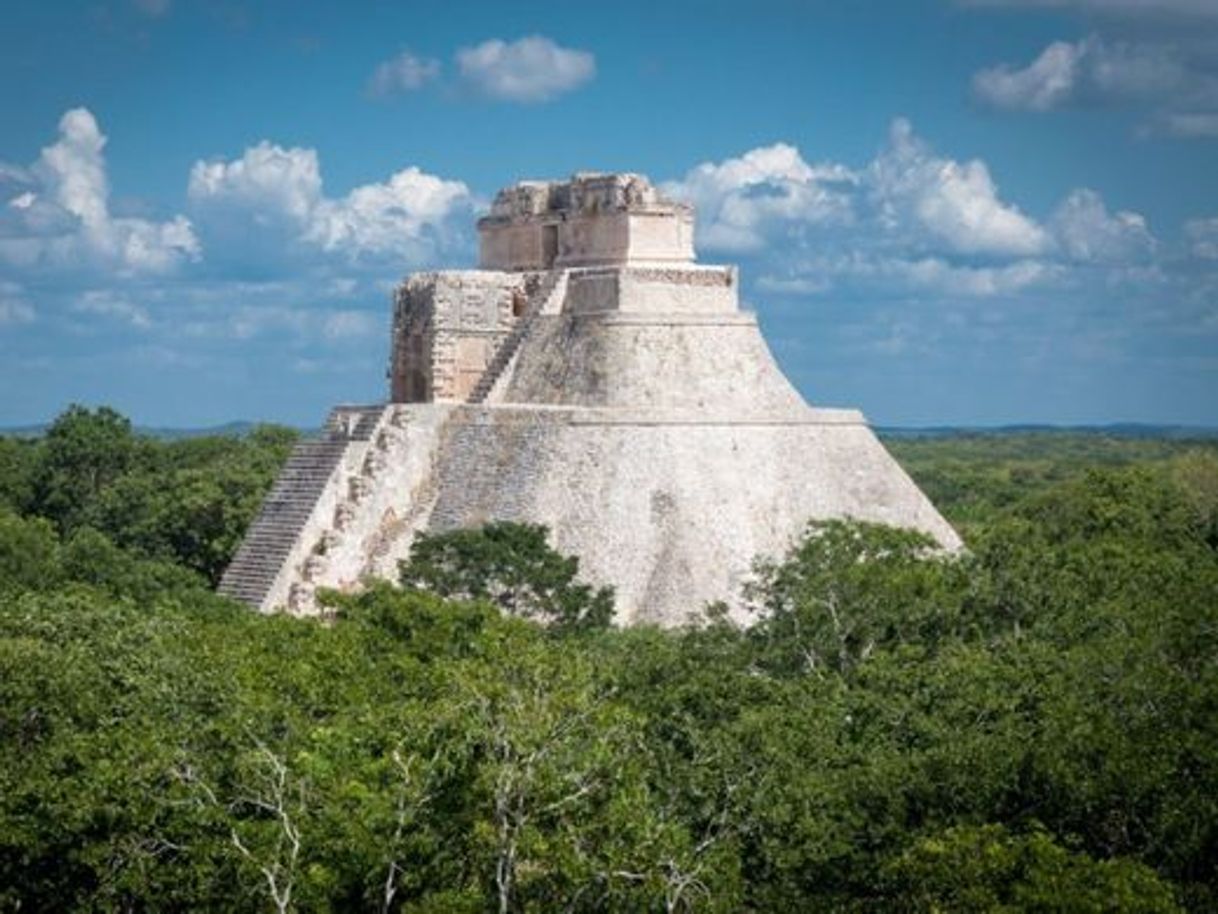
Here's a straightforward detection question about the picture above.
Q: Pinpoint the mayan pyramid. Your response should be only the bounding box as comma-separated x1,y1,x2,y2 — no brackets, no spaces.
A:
220,172,960,624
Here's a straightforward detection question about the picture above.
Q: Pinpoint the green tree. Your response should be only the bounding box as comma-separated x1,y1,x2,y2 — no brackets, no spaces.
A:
884,824,1182,912
31,405,142,533
0,508,60,593
745,519,963,676
76,421,296,585
0,436,37,513
399,523,614,631
60,525,207,601
1170,449,1218,548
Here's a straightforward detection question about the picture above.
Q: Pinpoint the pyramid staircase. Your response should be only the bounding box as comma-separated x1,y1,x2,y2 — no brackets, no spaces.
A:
218,405,385,610
467,269,566,404
285,408,412,615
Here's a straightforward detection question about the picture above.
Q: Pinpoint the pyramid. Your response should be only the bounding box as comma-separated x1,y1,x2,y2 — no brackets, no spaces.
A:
220,173,960,624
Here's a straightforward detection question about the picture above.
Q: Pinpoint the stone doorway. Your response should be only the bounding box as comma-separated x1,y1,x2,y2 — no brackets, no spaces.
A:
542,224,558,267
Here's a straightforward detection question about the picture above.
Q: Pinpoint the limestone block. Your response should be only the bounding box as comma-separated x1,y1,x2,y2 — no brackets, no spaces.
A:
478,173,694,271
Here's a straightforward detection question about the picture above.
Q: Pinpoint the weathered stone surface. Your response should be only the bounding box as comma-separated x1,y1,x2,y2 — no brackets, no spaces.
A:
223,173,961,625
478,173,695,271
389,270,532,403
419,406,958,625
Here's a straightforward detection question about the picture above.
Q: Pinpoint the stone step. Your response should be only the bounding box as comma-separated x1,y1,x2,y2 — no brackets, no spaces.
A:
324,405,387,441
220,405,392,609
467,272,562,405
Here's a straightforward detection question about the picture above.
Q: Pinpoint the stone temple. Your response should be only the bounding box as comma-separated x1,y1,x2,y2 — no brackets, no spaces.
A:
219,173,960,625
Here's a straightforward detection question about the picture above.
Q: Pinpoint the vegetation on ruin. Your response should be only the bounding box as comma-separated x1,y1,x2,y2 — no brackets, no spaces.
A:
1,406,1216,911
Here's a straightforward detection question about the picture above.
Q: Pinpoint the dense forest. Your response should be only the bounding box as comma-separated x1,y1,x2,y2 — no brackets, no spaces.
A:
1,406,1216,912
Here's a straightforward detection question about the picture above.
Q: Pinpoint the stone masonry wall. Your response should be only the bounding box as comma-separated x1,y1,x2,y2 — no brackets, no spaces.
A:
390,271,536,402
421,406,962,625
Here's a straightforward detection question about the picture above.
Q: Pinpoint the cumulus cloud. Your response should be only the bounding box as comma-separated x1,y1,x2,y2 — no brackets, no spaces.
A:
667,119,1162,304
188,141,474,266
367,50,441,96
973,41,1085,111
455,35,594,102
188,141,321,223
672,119,1051,261
973,36,1185,111
1050,188,1156,262
0,108,199,276
662,143,856,253
668,120,1052,262
308,167,472,256
870,119,1048,257
969,19,1218,138
0,107,480,370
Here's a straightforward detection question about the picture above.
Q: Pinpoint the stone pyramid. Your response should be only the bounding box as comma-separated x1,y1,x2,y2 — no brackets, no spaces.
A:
220,173,960,625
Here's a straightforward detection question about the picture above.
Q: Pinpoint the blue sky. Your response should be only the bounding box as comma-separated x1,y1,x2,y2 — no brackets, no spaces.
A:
2,0,1217,427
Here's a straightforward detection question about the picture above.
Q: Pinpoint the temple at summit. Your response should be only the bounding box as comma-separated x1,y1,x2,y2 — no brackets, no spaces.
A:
220,173,960,625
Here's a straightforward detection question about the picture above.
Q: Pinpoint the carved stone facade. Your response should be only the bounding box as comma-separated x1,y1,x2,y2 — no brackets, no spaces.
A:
389,270,539,403
477,172,694,271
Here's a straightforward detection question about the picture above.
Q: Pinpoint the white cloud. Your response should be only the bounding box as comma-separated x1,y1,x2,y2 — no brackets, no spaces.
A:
869,119,1048,257
969,27,1218,138
188,142,474,265
188,141,321,224
973,40,1085,111
1185,217,1218,259
39,108,110,226
307,167,473,257
777,254,1056,299
894,257,1055,297
668,119,1050,264
1084,40,1188,98
756,275,832,296
73,290,152,329
0,108,199,276
367,50,440,96
973,36,1185,111
455,35,594,103
1050,188,1156,262
662,143,855,253
667,121,1161,304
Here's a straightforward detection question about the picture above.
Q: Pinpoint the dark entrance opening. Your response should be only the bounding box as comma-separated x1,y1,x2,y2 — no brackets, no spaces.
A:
406,368,428,402
541,224,559,268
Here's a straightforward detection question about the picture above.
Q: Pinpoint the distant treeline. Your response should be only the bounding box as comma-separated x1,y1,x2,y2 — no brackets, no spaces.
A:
0,405,1216,911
